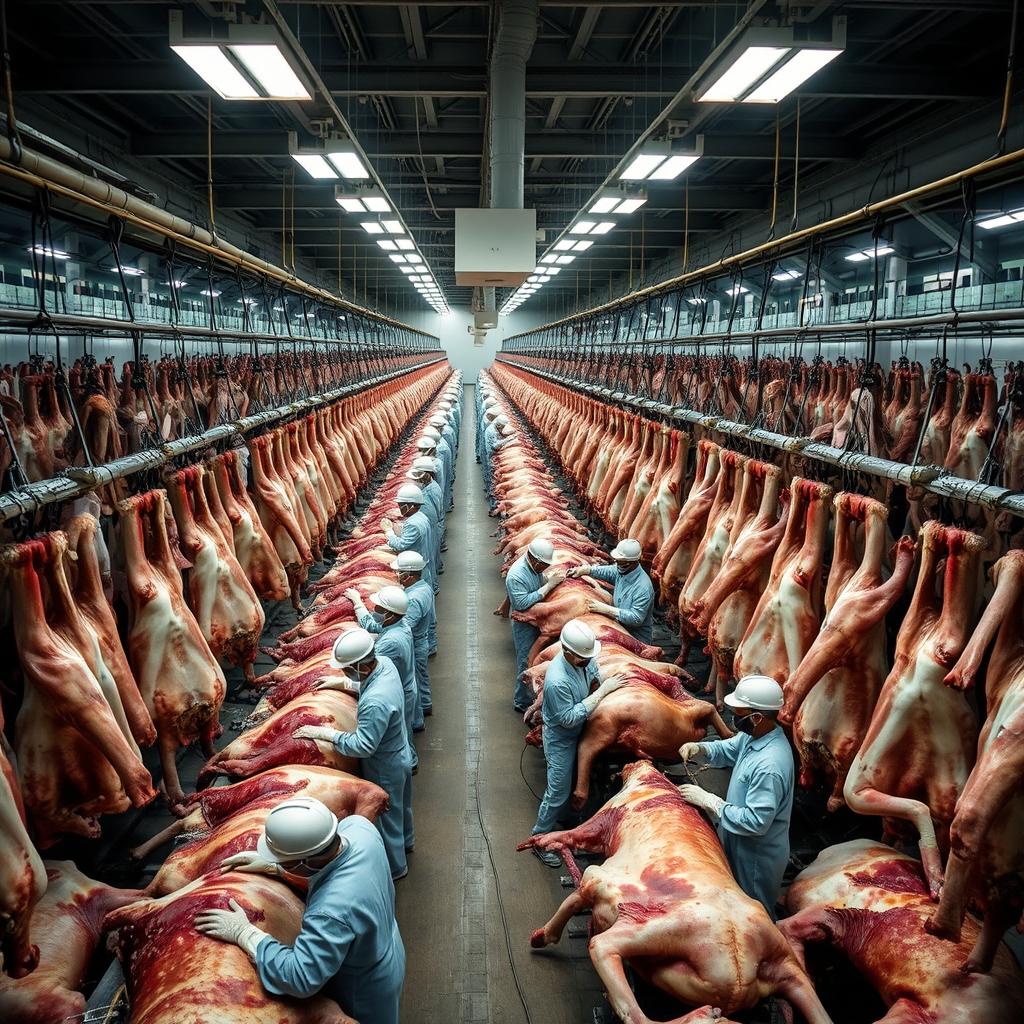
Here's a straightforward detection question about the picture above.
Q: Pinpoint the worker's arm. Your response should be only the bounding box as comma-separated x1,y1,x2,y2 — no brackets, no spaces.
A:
702,733,746,769
387,520,421,553
718,770,788,838
403,594,428,635
544,677,591,731
613,579,654,630
256,911,354,999
332,700,389,757
506,567,562,611
586,564,618,583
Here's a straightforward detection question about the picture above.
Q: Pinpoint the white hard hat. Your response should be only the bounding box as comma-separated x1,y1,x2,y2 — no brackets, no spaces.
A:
527,538,555,564
257,797,339,863
560,619,601,659
395,550,426,573
610,538,642,562
412,456,436,474
439,400,452,410
724,675,785,712
416,434,437,451
373,585,409,616
484,409,498,420
329,628,376,669
396,482,425,505
424,427,442,442
429,415,447,428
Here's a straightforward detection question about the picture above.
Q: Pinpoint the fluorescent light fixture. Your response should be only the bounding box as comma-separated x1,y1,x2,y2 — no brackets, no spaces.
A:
540,255,558,264
845,251,870,263
29,245,70,260
698,46,790,102
201,289,222,297
173,280,188,288
591,221,615,235
364,196,389,213
381,219,405,234
396,238,415,251
845,245,895,262
554,239,575,251
528,275,541,282
648,154,701,180
406,254,424,264
360,221,384,235
695,20,846,104
570,220,597,235
621,152,668,181
727,286,749,296
326,147,370,180
399,266,415,274
687,297,707,305
228,44,312,101
590,196,620,214
573,240,593,251
978,209,1024,230
378,239,397,251
615,197,647,214
292,153,336,179
618,140,702,182
556,255,576,264
773,269,802,281
389,254,407,264
171,45,259,99
546,267,562,275
337,197,366,213
111,266,145,276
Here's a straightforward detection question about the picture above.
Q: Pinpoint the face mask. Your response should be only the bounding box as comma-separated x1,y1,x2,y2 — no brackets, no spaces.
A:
616,562,635,576
734,713,761,735
371,612,386,625
280,860,319,879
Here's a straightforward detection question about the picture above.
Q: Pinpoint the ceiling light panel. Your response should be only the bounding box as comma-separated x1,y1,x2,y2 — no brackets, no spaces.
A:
697,45,791,102
744,48,842,103
171,45,259,99
228,44,312,100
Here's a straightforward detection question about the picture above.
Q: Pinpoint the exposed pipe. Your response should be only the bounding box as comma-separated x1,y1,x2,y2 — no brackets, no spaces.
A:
485,0,538,318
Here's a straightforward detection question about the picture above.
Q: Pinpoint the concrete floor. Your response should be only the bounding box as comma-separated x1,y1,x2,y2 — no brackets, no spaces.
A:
396,387,607,1024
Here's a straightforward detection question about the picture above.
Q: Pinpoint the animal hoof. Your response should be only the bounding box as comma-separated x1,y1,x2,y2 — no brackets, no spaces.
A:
529,928,547,949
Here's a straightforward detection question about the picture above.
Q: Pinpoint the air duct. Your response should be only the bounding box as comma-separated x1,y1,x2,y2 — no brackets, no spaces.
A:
482,0,538,316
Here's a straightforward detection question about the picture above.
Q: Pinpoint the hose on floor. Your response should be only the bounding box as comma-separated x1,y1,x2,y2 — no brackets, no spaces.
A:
475,741,537,1024
519,743,543,802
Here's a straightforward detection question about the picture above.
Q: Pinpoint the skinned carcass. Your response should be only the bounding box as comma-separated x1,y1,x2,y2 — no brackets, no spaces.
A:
104,872,357,1024
780,495,915,811
925,549,1024,971
843,521,984,897
519,761,832,1024
780,840,1024,1023
0,862,143,1023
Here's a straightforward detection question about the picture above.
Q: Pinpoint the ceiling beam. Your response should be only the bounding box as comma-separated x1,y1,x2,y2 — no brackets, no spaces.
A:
132,130,857,161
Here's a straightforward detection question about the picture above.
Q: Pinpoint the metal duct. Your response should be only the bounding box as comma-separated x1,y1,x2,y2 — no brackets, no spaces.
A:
484,0,538,316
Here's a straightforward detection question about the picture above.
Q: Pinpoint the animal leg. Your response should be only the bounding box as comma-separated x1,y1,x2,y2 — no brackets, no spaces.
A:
964,901,1019,974
775,907,835,971
530,889,587,948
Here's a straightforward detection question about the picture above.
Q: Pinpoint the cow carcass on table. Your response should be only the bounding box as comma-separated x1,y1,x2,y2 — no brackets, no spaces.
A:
509,577,614,639
197,690,359,787
925,548,1024,971
519,761,832,1024
0,861,143,1023
119,490,225,808
780,495,915,811
780,840,1024,1024
843,521,983,897
143,769,387,895
105,872,357,1024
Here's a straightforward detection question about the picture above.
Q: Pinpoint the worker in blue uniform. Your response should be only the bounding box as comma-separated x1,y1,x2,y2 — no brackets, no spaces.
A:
677,674,794,918
407,449,441,654
424,425,454,512
396,550,435,727
529,619,625,866
565,537,655,644
505,537,565,713
383,482,434,590
197,799,404,1024
405,461,442,581
291,629,414,880
478,404,498,475
482,414,514,507
347,585,421,770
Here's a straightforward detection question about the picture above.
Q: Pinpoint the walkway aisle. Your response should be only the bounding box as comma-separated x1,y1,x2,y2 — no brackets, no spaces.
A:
397,384,605,1024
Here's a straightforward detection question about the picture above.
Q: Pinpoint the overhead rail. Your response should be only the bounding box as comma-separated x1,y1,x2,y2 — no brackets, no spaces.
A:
495,355,1024,521
0,354,445,524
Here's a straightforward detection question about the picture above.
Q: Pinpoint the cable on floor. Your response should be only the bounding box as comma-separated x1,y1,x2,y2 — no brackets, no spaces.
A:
520,742,543,802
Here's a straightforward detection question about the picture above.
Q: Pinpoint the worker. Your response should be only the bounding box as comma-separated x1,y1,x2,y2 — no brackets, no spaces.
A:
530,619,625,866
346,585,421,767
429,412,458,466
415,434,446,511
506,538,565,713
291,629,414,880
395,550,435,728
196,799,404,1024
482,414,514,507
565,538,655,644
424,425,454,511
405,460,442,579
383,482,434,590
477,399,498,466
677,675,794,918
437,401,459,446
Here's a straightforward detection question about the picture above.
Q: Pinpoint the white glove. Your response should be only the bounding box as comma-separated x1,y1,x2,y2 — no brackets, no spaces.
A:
194,898,268,960
679,742,704,764
292,724,339,744
316,674,360,695
219,852,280,877
581,675,626,715
678,784,726,818
587,599,618,617
343,588,363,607
565,565,590,580
380,517,393,535
540,569,565,597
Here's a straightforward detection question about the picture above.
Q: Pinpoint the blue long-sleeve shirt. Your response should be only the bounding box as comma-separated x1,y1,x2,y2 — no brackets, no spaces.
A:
403,579,434,643
256,815,405,1024
387,510,433,584
505,552,547,612
332,656,410,762
540,654,601,740
588,563,655,643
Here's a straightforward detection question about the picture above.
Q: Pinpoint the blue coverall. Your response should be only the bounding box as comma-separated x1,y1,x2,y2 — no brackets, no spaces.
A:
355,612,419,767
387,510,434,590
436,436,455,507
505,552,548,711
588,563,656,644
331,656,414,878
532,653,601,835
482,422,509,502
702,727,794,918
256,815,405,1024
404,577,435,726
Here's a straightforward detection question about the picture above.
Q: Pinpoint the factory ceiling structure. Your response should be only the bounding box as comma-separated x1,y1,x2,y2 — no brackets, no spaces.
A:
8,1,1016,318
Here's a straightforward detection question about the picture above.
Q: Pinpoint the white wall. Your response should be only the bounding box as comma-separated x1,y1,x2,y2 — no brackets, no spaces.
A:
403,308,549,382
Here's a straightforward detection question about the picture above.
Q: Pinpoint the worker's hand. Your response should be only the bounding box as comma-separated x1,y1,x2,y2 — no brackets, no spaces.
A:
587,599,614,616
316,674,360,695
195,899,255,945
678,785,725,818
565,565,588,580
543,569,566,587
343,588,362,606
380,517,393,535
292,724,339,744
678,742,703,764
220,852,279,877
596,674,627,699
